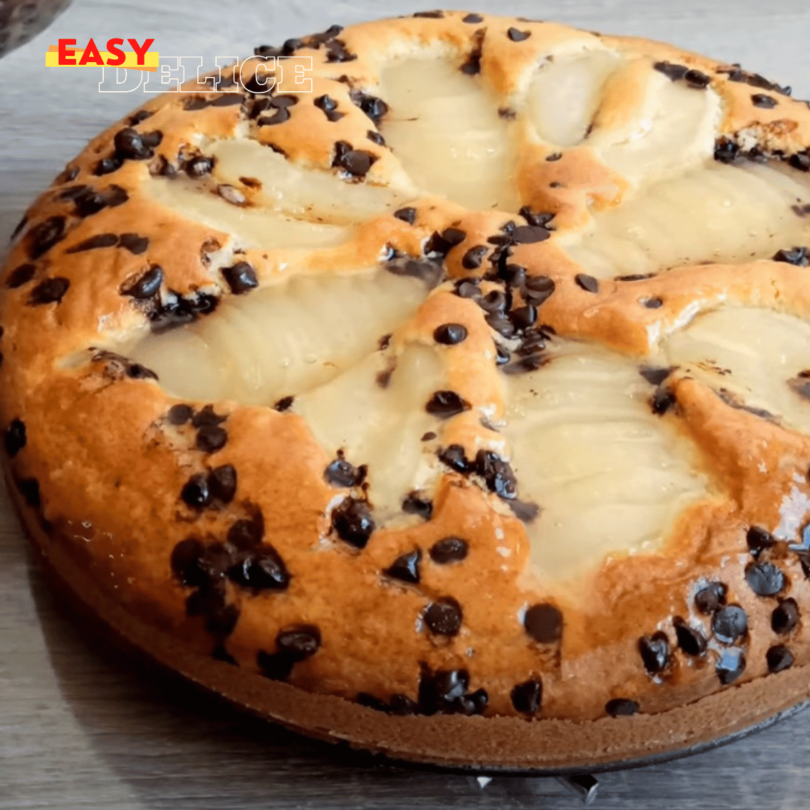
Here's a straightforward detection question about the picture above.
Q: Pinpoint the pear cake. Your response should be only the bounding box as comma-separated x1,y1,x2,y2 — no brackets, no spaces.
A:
4,9,810,773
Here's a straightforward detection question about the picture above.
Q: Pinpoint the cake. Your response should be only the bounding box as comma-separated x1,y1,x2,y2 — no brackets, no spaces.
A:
3,9,810,772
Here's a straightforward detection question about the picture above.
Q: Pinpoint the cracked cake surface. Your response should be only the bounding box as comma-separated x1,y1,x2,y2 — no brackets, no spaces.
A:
4,9,810,770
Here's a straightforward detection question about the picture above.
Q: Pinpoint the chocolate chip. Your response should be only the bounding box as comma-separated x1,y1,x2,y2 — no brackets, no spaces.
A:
478,291,508,317
228,544,289,590
384,549,421,584
772,598,799,634
5,263,36,288
27,215,65,259
192,405,227,428
66,233,118,253
654,61,689,81
519,207,556,228
511,678,542,714
438,444,472,474
673,617,707,656
4,419,26,457
413,9,444,17
28,277,69,306
277,624,321,660
456,689,488,716
209,464,237,503
221,262,258,294
212,644,237,665
475,450,517,500
752,93,778,108
185,156,215,178
790,152,810,172
501,354,545,375
523,275,556,305
258,108,291,126
390,694,418,716
433,324,468,345
616,273,655,282
257,650,294,681
454,278,481,300
462,245,488,269
430,537,469,564
332,140,377,178
349,90,389,122
183,96,209,111
643,297,663,309
418,665,469,714
129,109,153,124
720,66,785,93
15,477,40,508
73,185,129,217
424,598,463,636
712,604,748,644
606,699,639,717
716,648,746,685
524,603,562,644
767,644,794,673
196,425,228,453
332,498,375,548
386,257,443,289
113,234,148,256
462,13,483,23
122,265,163,299
181,474,212,509
402,493,432,520
499,263,527,288
684,69,711,89
95,156,123,175
509,499,540,522
314,94,338,112
507,27,531,42
126,362,157,381
393,207,416,225
460,46,482,76
357,692,390,713
225,515,263,554
170,537,207,586
651,388,676,415
366,130,386,146
425,391,470,419
274,396,294,412
575,273,599,293
511,225,549,244
510,304,538,331
426,227,467,256
638,631,670,674
167,404,194,425
695,582,727,615
745,561,785,597
113,127,153,160
324,458,363,488
772,246,809,266
746,526,775,557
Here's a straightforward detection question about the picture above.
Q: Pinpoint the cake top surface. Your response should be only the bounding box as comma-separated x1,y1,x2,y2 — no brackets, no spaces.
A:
3,10,810,729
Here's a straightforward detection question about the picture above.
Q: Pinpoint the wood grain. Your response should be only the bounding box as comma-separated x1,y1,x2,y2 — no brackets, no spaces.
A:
3,1,810,806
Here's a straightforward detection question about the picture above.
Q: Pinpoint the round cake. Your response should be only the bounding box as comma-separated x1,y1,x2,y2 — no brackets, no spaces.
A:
3,10,810,772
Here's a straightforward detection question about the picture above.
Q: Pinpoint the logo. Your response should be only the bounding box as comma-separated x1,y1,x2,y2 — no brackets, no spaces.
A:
47,38,159,70
47,39,313,95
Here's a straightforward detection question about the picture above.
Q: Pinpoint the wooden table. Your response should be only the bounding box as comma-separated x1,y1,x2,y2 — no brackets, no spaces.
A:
3,1,810,806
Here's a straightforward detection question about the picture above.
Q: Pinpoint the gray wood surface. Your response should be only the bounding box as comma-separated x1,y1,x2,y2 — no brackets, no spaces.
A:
3,1,810,807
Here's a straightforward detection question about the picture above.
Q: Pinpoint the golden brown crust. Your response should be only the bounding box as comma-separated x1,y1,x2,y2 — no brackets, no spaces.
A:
3,9,810,769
